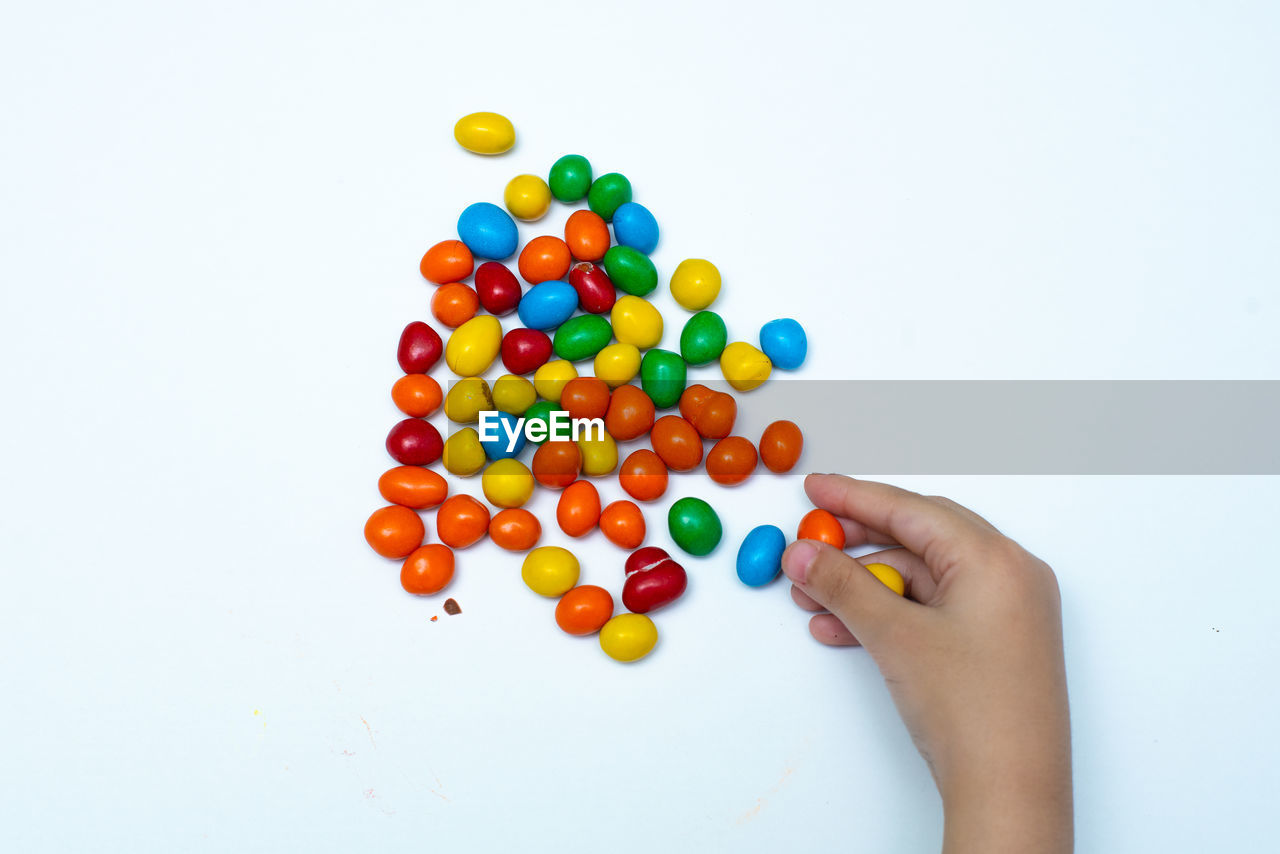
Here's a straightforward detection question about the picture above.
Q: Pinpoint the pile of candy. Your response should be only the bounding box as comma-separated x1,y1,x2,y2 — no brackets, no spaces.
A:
365,112,897,663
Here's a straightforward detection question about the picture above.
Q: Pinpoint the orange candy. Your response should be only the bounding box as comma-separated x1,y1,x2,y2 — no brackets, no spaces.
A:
430,283,480,328
555,585,615,635
378,466,449,509
391,374,442,417
760,420,804,473
435,494,491,549
532,440,581,489
619,449,669,502
679,384,736,440
560,376,612,422
705,436,758,485
401,544,455,594
420,239,474,284
650,415,703,472
556,480,601,537
797,508,846,549
489,508,542,551
364,505,425,559
604,384,656,441
599,500,646,549
518,235,572,284
563,210,611,262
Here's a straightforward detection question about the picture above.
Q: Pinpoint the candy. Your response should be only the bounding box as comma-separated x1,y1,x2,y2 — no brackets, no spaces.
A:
555,585,614,635
567,261,616,313
489,508,542,551
378,466,448,510
667,496,722,556
736,525,786,587
553,314,613,362
619,449,668,502
557,480,601,537
532,359,578,403
516,280,578,330
669,258,721,310
531,439,581,489
603,384,655,440
442,427,486,476
457,202,518,259
759,318,807,370
436,494,490,549
602,245,657,296
797,508,845,548
364,505,425,558
593,343,642,388
548,154,592,203
391,374,442,418
477,410,526,460
445,315,502,376
481,458,535,508
639,348,687,409
720,341,772,391
865,562,907,596
453,111,515,155
611,202,659,254
600,500,646,549
678,384,736,440
560,377,611,422
518,235,572,284
431,283,479,328
504,174,551,221
759,420,804,473
650,415,702,471
443,377,493,423
522,400,557,444
397,321,443,373
577,429,618,476
386,418,443,466
679,310,727,365
705,436,758,485
611,295,663,349
621,546,687,612
419,239,474,284
401,543,455,594
587,172,632,221
500,328,553,375
599,613,657,662
491,374,537,415
522,546,580,598
475,261,522,316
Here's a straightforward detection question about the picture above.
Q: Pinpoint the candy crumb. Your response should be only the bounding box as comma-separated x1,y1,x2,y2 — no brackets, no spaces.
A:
444,598,462,616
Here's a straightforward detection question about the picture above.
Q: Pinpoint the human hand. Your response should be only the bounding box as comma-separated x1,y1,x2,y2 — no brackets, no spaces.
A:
783,474,1072,853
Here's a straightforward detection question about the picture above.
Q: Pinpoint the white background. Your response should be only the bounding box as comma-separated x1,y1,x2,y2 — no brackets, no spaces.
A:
2,1,1278,851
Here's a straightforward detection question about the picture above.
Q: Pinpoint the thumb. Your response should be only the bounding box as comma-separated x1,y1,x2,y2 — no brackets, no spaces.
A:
783,539,911,647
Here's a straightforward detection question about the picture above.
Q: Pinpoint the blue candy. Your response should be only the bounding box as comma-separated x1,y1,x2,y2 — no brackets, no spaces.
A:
611,202,659,254
517,280,578,330
458,202,518,259
478,410,526,460
759,318,807,370
736,524,787,587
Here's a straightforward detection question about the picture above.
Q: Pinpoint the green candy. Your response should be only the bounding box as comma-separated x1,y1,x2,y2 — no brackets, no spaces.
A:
679,310,728,365
522,399,558,444
553,314,613,362
639,348,687,409
603,245,657,296
668,497,722,556
548,154,592,203
587,172,632,221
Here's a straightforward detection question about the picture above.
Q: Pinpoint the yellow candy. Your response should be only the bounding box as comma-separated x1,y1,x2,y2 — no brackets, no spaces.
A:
611,295,664,349
593,343,641,388
599,613,658,662
669,258,721,311
577,429,618,476
521,546,580,598
864,562,906,596
491,374,537,415
442,427,486,476
443,377,493,423
720,341,772,391
504,174,552,221
533,360,578,404
453,111,515,155
481,458,535,508
445,315,501,377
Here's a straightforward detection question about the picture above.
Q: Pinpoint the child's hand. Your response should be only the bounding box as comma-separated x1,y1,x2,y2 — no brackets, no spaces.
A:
784,474,1072,853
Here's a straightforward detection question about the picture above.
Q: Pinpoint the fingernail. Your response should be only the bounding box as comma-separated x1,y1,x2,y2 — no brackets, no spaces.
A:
783,541,818,585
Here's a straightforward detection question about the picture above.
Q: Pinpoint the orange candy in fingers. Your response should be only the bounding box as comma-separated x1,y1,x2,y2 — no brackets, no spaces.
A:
796,508,846,549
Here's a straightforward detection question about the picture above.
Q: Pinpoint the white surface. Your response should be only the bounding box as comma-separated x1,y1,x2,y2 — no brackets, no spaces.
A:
2,2,1278,851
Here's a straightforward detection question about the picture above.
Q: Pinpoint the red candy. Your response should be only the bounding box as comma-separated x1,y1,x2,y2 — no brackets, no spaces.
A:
622,546,688,614
385,418,443,465
567,262,617,314
397,321,443,373
475,261,522,316
501,328,553,375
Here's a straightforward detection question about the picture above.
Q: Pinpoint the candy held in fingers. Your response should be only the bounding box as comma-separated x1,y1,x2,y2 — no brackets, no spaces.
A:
436,494,490,549
668,497,722,556
797,508,845,548
622,546,687,612
522,546,580,598
365,505,426,558
599,613,658,662
736,525,786,587
457,202,518,259
864,562,906,595
420,239,474,284
397,321,443,374
555,585,614,635
453,111,515,155
386,418,443,466
401,544,455,594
